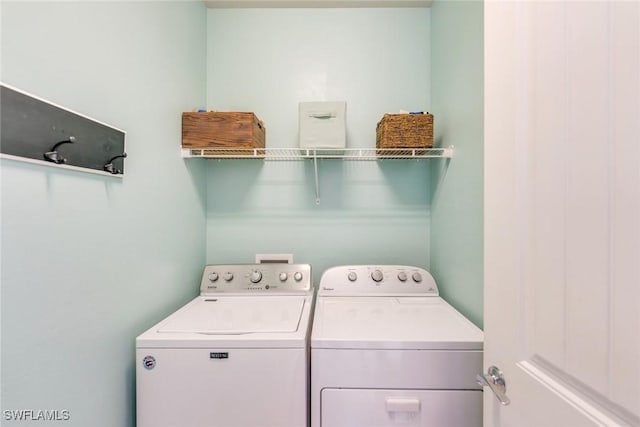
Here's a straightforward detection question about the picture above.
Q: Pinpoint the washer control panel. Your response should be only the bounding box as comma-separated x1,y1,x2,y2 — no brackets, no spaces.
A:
200,263,311,294
318,265,438,296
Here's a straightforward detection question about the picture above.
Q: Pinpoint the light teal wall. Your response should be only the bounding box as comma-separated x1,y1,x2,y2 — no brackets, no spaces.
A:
430,0,484,327
205,8,433,281
0,2,207,426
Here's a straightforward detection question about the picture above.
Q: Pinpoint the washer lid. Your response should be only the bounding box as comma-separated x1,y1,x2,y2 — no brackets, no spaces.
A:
157,296,306,334
311,296,483,350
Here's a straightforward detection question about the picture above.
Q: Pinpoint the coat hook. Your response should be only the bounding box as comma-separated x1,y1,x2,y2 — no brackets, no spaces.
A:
103,153,127,175
43,136,76,164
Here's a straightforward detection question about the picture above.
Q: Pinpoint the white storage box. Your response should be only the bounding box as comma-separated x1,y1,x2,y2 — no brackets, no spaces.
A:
299,101,346,149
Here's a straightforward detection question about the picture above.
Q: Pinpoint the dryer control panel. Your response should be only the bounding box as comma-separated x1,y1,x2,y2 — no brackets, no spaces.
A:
200,263,311,295
318,265,439,296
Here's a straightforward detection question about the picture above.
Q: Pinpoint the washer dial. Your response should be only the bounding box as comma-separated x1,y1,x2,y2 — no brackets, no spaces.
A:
250,270,263,283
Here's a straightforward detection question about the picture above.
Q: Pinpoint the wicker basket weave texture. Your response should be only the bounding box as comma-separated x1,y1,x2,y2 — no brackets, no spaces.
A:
376,113,434,149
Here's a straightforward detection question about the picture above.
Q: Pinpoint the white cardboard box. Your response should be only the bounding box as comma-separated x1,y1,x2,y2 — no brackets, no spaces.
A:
299,101,346,149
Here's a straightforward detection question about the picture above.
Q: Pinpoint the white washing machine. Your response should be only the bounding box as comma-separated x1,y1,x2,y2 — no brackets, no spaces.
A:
136,263,314,427
311,265,483,427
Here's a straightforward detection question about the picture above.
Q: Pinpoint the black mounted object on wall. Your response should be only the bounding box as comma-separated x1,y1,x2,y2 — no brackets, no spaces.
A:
103,153,128,175
0,83,127,176
44,135,76,164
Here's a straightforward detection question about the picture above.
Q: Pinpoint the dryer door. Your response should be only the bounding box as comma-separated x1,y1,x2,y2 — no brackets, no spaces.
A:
321,388,482,427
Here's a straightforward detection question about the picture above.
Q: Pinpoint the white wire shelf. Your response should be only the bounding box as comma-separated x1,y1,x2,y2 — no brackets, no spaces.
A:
181,146,454,160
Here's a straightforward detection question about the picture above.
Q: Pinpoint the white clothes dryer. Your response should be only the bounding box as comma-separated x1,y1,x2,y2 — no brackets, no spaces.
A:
136,263,314,427
311,265,483,427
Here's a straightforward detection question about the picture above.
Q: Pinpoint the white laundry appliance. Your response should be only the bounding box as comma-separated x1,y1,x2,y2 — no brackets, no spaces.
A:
136,263,314,427
311,265,483,427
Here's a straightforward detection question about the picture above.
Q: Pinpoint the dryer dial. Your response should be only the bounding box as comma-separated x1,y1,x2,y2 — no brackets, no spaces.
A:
371,269,384,283
208,272,219,282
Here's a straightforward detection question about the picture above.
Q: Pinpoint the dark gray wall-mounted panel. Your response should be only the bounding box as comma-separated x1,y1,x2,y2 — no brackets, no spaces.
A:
1,84,126,175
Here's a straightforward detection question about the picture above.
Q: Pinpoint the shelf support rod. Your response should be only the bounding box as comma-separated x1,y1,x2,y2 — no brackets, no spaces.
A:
313,152,320,205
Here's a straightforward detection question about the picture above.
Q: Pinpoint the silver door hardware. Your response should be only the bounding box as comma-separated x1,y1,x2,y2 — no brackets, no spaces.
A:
477,365,511,406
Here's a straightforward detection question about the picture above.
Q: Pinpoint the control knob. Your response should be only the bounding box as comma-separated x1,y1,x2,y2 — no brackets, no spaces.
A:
279,272,288,282
371,269,384,283
397,271,407,282
224,272,234,282
347,271,358,282
250,270,263,283
293,271,303,282
208,272,219,282
412,272,423,283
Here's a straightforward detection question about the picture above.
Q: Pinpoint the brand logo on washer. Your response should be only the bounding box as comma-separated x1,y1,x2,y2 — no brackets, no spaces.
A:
210,352,229,359
142,355,156,370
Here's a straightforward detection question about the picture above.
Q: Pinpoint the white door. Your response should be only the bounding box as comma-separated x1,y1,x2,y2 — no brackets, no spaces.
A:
484,1,640,426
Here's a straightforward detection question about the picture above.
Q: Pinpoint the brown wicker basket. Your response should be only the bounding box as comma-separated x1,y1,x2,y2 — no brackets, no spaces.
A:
376,113,434,149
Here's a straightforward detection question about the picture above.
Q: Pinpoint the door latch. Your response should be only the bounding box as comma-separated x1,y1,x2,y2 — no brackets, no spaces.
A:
477,365,511,406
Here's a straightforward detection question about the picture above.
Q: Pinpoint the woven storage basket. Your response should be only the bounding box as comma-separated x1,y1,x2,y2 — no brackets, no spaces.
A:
376,113,434,149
